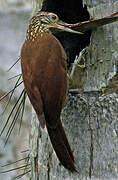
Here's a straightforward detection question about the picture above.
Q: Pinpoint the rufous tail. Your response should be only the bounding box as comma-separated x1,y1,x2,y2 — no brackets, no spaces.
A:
46,119,77,172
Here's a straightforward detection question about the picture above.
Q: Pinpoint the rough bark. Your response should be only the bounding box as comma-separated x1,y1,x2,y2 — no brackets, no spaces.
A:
30,1,118,179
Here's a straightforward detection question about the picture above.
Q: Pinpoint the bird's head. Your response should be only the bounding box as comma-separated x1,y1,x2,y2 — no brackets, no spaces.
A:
26,11,82,40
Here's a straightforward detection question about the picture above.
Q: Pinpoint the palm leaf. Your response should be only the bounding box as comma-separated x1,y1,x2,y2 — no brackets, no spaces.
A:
4,89,26,145
2,75,22,115
7,57,20,71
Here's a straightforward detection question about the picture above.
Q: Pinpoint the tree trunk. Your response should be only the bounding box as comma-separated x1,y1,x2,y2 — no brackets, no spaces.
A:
30,1,118,179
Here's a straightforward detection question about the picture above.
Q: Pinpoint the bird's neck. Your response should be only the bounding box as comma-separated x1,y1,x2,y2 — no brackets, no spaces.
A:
26,22,51,42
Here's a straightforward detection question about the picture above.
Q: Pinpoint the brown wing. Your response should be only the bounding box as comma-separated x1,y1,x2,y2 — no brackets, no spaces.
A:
21,33,67,128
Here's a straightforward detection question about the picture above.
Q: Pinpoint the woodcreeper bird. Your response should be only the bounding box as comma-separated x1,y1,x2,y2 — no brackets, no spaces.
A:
21,11,81,172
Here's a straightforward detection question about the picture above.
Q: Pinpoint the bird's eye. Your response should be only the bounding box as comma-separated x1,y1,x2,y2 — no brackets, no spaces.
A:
49,13,58,22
